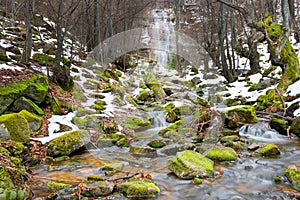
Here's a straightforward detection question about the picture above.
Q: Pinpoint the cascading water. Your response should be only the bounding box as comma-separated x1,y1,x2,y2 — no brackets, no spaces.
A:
151,9,175,67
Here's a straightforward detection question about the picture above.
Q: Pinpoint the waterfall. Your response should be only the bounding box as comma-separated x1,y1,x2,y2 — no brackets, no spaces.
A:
148,110,168,129
151,9,175,67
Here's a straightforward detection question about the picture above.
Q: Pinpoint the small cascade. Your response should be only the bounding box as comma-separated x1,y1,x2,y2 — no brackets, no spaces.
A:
148,110,169,129
239,122,289,142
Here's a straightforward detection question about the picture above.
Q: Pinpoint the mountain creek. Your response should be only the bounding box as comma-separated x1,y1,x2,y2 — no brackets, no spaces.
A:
1,6,300,200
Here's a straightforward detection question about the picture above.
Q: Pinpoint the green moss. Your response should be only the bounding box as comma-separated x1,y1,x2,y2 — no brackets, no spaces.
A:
87,174,105,181
256,144,280,157
47,181,71,192
158,120,183,137
192,178,203,185
47,130,90,157
93,100,106,111
248,83,258,92
148,139,166,148
0,166,14,189
0,113,30,142
0,52,11,62
32,53,55,65
0,74,48,114
205,146,238,161
0,147,10,156
117,178,160,198
270,117,289,135
284,166,300,190
256,89,281,111
225,106,258,128
168,150,214,179
136,90,152,102
124,116,151,130
19,110,42,131
274,175,282,183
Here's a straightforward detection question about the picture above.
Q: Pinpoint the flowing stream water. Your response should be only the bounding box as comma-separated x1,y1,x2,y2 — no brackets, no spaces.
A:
31,8,300,200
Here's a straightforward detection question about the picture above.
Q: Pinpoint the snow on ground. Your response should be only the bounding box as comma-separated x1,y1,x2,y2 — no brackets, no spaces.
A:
0,63,24,71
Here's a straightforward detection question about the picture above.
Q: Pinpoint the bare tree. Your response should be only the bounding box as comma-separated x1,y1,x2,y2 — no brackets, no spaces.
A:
20,0,32,64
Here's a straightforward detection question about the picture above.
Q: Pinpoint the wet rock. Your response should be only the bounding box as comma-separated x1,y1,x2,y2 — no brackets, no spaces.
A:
158,143,195,156
167,150,214,179
117,178,160,198
165,107,181,123
255,144,280,157
82,181,114,197
192,178,203,185
225,105,258,128
124,116,151,130
270,117,289,135
47,130,90,157
129,145,157,157
284,165,300,191
0,112,30,142
146,81,166,101
247,143,260,151
148,139,166,148
101,163,123,176
292,117,300,137
204,145,238,161
87,175,105,181
47,181,71,192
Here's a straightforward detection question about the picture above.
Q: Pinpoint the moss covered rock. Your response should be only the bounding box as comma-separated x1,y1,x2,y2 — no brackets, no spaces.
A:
136,90,152,102
167,150,214,179
148,139,166,148
117,178,160,198
256,89,282,111
204,145,238,161
18,110,42,132
225,106,258,128
124,116,151,130
256,144,280,157
270,117,289,135
82,181,114,197
0,74,48,114
11,97,44,115
292,117,300,137
284,165,300,191
0,113,30,142
129,145,157,157
146,81,166,101
47,130,90,157
47,181,71,192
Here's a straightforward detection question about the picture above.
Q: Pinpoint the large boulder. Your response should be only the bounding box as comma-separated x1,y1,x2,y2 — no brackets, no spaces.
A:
255,144,280,157
0,74,48,114
47,130,90,157
0,112,31,143
167,150,214,179
225,105,258,129
81,181,114,197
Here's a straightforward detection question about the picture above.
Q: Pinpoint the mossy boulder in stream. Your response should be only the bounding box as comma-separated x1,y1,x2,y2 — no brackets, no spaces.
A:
117,178,160,198
255,144,280,157
256,89,282,111
146,81,166,101
124,116,151,130
47,130,90,157
225,106,258,128
168,150,214,179
270,117,289,135
18,110,42,132
0,112,30,142
284,165,300,191
204,145,238,161
292,117,300,137
82,181,114,197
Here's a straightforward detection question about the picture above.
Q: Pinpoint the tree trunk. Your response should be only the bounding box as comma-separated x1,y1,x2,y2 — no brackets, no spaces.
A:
20,0,32,64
